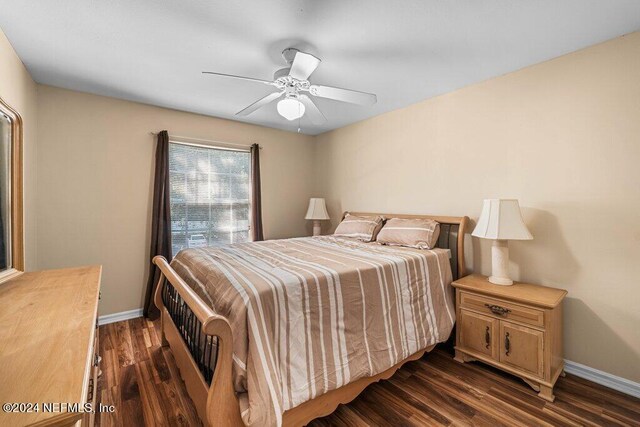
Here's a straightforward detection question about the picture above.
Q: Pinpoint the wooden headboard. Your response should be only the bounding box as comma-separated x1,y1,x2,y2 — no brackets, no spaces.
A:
344,212,469,281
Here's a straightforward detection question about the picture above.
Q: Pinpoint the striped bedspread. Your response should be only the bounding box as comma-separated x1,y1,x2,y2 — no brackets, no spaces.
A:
171,236,455,426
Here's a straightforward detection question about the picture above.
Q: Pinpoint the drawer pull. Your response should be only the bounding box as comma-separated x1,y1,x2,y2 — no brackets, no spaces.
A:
94,354,101,366
505,332,511,356
485,326,490,349
87,378,94,401
485,304,511,316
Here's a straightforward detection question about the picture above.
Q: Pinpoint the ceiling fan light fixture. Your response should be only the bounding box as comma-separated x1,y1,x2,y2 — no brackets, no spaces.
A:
277,97,305,121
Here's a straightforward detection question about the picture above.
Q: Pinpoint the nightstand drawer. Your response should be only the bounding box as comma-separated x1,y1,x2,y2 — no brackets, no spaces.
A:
460,291,544,328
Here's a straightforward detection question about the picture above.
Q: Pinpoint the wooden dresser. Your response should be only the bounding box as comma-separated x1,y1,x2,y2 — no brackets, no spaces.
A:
0,266,102,426
452,274,567,401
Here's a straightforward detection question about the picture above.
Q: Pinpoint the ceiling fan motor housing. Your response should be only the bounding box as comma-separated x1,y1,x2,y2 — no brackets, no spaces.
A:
282,47,300,65
273,67,291,80
274,48,306,80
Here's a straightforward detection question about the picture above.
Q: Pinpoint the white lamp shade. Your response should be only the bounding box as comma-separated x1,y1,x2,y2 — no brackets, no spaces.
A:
305,198,330,220
472,199,533,240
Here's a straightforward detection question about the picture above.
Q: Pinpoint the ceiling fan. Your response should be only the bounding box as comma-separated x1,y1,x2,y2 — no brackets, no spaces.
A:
203,48,377,125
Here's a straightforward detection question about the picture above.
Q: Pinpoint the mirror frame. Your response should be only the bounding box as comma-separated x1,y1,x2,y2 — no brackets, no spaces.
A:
0,96,24,281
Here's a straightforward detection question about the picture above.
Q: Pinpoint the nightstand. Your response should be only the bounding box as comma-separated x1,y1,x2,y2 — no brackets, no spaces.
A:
452,274,567,402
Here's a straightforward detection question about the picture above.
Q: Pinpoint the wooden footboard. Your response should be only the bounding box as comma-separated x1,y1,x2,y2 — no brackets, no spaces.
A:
153,256,243,427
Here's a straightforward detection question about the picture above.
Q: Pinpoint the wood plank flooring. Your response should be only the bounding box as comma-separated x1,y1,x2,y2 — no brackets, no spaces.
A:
96,318,640,426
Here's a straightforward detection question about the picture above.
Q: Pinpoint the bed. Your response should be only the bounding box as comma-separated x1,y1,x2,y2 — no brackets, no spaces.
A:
152,212,468,426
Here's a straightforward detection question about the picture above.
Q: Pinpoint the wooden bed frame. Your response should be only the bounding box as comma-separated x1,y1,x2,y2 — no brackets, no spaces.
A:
153,212,468,426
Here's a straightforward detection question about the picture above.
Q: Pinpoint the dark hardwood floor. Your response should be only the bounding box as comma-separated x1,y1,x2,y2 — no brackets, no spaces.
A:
96,318,640,426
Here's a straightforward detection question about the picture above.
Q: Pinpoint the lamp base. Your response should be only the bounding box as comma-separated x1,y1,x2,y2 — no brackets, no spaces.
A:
312,220,321,236
489,240,513,286
488,275,514,286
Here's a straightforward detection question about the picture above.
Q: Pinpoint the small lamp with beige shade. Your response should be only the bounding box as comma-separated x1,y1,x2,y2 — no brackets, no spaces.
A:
305,198,330,236
472,199,533,285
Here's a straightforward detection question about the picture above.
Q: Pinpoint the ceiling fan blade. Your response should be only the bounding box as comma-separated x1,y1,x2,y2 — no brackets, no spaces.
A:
289,51,321,80
236,92,283,116
298,95,327,125
309,84,377,105
202,71,274,86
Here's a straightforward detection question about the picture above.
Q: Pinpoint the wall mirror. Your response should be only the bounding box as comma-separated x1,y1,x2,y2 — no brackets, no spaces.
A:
0,96,24,282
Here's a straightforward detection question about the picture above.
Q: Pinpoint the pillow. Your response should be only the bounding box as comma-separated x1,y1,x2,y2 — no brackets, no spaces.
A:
376,217,440,249
333,214,384,242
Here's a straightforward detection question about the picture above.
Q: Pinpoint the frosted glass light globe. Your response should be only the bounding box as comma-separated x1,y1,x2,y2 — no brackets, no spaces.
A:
277,98,305,120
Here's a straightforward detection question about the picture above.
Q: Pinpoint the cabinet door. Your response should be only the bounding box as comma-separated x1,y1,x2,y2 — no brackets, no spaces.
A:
499,321,544,377
459,309,498,360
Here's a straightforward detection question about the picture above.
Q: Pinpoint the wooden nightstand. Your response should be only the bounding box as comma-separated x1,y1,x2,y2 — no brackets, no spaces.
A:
452,274,567,402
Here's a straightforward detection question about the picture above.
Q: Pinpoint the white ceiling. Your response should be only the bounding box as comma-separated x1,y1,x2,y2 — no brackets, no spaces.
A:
1,1,639,135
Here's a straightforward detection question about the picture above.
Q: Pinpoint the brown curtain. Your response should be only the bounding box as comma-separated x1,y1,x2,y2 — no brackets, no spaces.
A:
143,130,172,318
250,143,264,241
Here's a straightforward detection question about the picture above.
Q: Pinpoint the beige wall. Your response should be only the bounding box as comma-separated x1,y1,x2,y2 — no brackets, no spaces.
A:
0,29,38,270
36,86,316,315
315,32,640,381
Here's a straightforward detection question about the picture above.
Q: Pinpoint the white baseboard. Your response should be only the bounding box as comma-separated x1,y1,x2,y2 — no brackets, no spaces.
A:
564,359,640,399
98,308,144,326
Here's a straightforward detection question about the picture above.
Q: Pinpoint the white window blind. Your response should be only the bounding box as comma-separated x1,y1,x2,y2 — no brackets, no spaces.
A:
169,142,251,255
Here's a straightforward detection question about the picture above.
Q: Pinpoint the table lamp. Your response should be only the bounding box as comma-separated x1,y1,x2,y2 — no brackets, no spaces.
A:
305,198,330,236
472,199,533,285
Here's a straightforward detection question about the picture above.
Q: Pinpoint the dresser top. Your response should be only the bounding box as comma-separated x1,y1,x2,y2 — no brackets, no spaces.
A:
452,274,567,308
0,266,101,426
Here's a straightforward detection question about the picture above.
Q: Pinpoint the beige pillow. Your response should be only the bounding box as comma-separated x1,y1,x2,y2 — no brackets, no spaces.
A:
333,214,384,242
376,217,440,249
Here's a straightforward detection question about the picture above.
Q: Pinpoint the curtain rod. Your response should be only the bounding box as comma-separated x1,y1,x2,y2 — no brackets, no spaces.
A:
149,132,261,150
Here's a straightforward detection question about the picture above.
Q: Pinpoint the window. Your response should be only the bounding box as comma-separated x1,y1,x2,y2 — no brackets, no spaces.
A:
169,142,251,255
